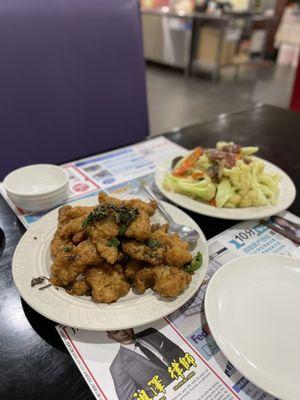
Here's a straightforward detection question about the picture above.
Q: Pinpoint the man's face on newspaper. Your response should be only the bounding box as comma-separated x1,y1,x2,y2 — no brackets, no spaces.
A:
107,329,135,344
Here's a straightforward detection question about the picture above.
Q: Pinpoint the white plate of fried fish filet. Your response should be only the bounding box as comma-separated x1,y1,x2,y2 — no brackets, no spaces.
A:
12,195,208,330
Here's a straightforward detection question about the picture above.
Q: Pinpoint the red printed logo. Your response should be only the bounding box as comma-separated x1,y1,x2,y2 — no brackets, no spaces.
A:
73,183,89,192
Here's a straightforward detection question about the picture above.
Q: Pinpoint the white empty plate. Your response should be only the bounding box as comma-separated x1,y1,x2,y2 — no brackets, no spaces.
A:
205,254,300,400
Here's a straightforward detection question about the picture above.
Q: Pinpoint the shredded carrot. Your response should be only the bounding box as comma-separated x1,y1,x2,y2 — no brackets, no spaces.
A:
209,198,216,206
236,152,242,160
191,171,205,179
173,147,203,176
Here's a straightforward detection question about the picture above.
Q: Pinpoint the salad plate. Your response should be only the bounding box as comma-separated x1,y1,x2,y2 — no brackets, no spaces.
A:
205,254,300,399
155,144,296,220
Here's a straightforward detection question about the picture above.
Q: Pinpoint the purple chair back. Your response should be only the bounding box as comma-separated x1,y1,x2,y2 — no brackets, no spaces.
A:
0,0,148,179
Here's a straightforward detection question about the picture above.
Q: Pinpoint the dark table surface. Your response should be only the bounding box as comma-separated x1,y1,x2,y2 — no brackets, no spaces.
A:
0,104,299,399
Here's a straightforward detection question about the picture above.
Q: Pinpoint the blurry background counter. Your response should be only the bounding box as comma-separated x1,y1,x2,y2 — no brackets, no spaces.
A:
275,7,300,68
141,7,276,79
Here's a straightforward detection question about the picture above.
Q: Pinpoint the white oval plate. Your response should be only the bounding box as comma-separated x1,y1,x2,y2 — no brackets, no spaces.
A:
205,254,300,400
155,155,296,220
13,197,208,331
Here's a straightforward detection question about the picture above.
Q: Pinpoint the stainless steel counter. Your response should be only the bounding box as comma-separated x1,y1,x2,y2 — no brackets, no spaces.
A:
140,8,276,78
141,8,275,22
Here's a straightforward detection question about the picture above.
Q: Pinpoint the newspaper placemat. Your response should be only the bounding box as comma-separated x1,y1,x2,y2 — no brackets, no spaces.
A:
57,210,299,400
3,134,299,398
0,136,186,228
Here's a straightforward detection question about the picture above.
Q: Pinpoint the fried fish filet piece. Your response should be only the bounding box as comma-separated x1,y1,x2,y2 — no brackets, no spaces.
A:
151,228,192,268
86,263,130,303
98,192,156,216
125,198,156,241
98,192,123,207
50,240,103,287
58,205,93,224
88,217,119,239
122,240,165,265
88,218,120,264
50,233,73,259
94,237,119,264
51,205,92,258
98,192,155,241
133,267,156,294
50,208,72,258
124,259,144,282
153,266,192,297
125,209,152,241
59,216,87,240
164,235,192,268
133,265,192,297
67,277,91,296
125,198,156,216
123,227,192,268
151,223,169,233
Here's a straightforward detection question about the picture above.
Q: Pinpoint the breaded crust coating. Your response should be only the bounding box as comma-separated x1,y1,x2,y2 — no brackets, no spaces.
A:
86,264,130,303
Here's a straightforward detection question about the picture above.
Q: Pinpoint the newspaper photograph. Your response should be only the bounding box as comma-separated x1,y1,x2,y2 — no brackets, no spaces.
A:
57,319,238,400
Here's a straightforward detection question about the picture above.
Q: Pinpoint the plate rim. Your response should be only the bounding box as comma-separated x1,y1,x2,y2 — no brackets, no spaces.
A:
155,154,297,220
12,197,208,331
204,253,300,400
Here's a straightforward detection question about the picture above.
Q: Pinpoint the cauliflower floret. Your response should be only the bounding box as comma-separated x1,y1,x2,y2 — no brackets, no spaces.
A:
248,189,268,207
163,174,216,202
216,141,233,150
195,154,212,170
223,159,280,208
224,193,242,208
241,146,259,156
215,179,236,208
223,160,252,196
258,173,280,202
252,159,264,175
217,142,259,156
165,149,280,208
238,196,253,207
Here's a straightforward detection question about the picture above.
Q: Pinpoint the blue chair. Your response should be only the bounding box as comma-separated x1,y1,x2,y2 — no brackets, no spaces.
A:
0,0,148,179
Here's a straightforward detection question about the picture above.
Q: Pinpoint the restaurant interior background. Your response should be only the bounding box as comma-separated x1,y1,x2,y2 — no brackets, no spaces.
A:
1,2,300,400
141,0,300,135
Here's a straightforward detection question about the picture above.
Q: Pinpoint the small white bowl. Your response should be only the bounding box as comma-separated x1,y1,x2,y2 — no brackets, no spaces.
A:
6,181,69,201
4,164,69,212
7,190,69,212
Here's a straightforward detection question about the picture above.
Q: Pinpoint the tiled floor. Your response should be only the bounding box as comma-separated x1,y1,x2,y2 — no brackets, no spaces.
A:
147,62,296,135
